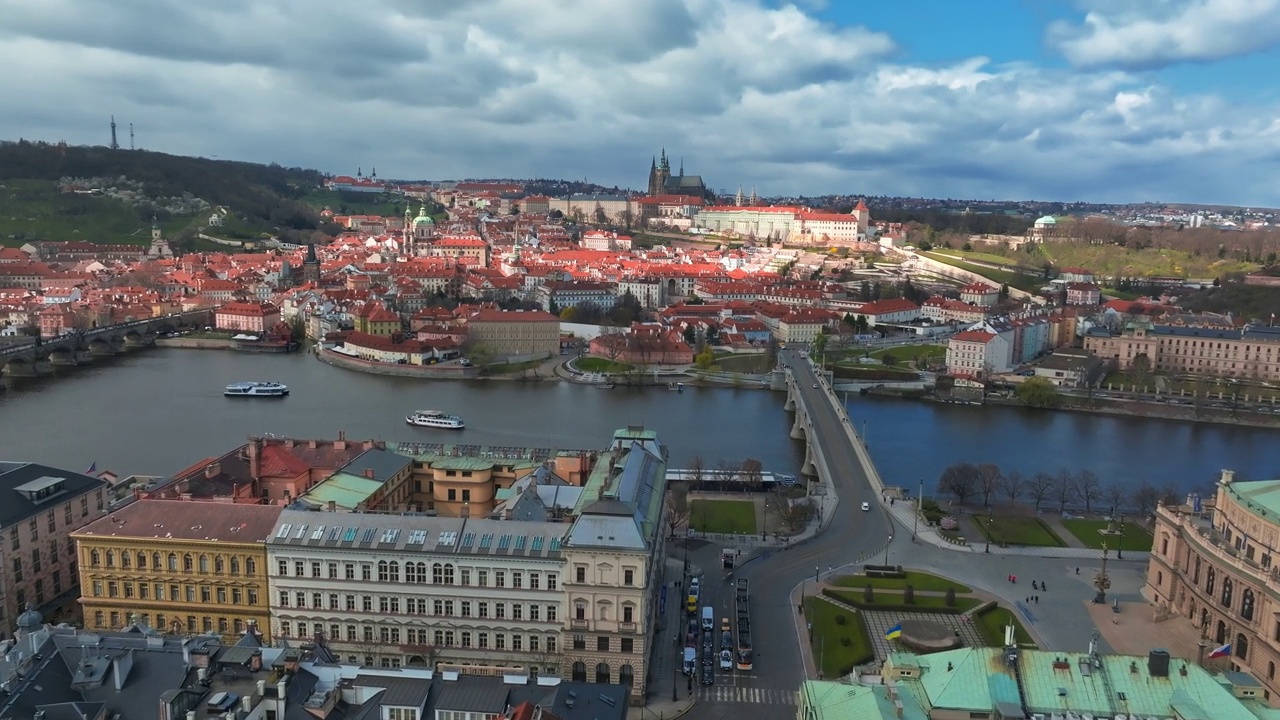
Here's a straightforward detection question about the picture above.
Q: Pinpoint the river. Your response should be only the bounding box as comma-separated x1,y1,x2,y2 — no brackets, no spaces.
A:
2,350,1277,496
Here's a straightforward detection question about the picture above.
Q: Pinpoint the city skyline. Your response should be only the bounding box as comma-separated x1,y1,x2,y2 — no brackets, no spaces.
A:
2,0,1279,205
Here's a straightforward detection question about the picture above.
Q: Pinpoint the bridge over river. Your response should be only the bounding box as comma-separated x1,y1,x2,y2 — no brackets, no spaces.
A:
0,309,213,377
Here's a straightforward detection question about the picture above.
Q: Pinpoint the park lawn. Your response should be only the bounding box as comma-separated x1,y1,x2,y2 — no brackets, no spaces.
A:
1059,520,1154,552
482,359,544,374
975,516,1065,548
869,345,946,366
806,597,875,677
689,499,757,535
714,353,774,373
930,248,1020,267
976,606,1037,647
0,178,196,247
833,570,971,593
576,357,633,372
827,589,982,612
921,252,1042,293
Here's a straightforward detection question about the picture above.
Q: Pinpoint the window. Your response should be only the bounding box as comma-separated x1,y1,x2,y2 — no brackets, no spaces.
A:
621,638,633,653
547,635,557,653
361,565,372,581
623,605,634,623
496,603,506,619
345,563,355,580
597,636,609,652
294,560,305,577
1222,577,1234,608
479,602,489,618
120,551,130,569
328,562,338,578
530,572,540,590
547,605,558,622
496,633,506,650
624,569,634,586
230,557,240,575
311,561,321,577
461,601,472,618
92,580,102,597
573,634,586,650
90,549,101,567
1243,589,1256,620
199,555,209,573
575,602,586,621
530,605,540,621
496,571,506,588
576,566,586,583
478,570,488,587
245,558,256,576
460,569,471,586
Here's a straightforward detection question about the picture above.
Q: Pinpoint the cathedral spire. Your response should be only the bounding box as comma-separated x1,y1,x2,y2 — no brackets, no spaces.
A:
679,157,684,177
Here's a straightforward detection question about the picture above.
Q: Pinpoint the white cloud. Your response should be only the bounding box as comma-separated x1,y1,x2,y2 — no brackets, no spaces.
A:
1048,0,1280,69
0,0,1277,204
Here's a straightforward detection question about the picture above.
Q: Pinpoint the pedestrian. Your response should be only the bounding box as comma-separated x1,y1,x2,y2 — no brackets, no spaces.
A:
1042,581,1047,591
1076,567,1080,575
1035,595,1040,604
1012,575,1017,584
1032,580,1038,591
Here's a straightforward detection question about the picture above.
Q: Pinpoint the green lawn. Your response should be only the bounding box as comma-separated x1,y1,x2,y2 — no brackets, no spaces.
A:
833,570,971,593
576,357,633,372
0,178,196,247
930,248,1022,267
806,597,875,677
690,499,757,535
827,589,981,612
868,345,946,366
482,359,544,374
1059,520,1154,552
976,606,1036,647
975,516,1065,548
713,353,774,373
921,252,1044,292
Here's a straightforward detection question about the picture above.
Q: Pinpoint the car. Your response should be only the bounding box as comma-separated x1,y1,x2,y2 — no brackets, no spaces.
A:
701,663,715,685
719,649,734,670
861,502,870,511
812,383,819,389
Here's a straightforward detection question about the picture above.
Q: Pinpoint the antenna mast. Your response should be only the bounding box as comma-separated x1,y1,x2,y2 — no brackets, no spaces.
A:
110,116,119,150
130,124,135,150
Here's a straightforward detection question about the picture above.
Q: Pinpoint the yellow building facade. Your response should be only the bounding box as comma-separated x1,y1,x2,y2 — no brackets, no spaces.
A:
72,500,282,643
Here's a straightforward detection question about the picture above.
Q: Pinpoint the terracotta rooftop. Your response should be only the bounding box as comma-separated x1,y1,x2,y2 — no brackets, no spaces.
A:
73,499,283,543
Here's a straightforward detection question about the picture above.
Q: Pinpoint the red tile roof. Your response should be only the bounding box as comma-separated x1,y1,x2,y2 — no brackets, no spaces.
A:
73,499,283,543
952,330,996,343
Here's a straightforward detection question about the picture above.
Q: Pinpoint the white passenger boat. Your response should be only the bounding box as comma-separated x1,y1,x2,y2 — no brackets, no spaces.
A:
405,410,465,429
224,381,289,397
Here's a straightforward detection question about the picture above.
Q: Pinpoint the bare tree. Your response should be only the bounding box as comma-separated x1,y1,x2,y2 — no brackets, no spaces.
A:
1129,353,1153,392
688,454,706,492
714,458,740,489
976,463,1003,508
1051,469,1077,514
1001,470,1025,504
1132,480,1161,519
1159,482,1182,508
768,489,814,533
1076,470,1101,514
1026,472,1054,512
667,484,690,539
1103,483,1127,516
740,458,764,492
937,463,980,505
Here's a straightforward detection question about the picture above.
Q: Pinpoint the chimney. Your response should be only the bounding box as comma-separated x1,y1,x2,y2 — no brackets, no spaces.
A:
364,468,375,479
248,438,261,479
328,500,337,512
204,462,221,479
1221,469,1236,486
187,712,196,720
250,649,263,672
258,680,266,695
242,695,254,712
1148,649,1170,678
277,679,287,698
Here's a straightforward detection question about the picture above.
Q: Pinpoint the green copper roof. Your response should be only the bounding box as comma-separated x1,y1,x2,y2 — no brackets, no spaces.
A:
300,472,384,509
1224,480,1280,525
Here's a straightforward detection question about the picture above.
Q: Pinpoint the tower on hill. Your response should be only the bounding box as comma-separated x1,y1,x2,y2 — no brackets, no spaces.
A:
646,149,712,200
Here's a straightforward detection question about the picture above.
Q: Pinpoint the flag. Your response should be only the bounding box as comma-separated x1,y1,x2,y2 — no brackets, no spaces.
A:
85,461,97,474
884,623,903,640
1209,643,1231,659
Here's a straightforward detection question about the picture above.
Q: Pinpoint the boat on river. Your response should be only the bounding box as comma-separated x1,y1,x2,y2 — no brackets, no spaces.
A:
224,381,289,397
405,410,465,429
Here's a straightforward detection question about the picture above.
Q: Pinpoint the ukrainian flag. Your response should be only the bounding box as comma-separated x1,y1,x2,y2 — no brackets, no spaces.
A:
885,623,903,640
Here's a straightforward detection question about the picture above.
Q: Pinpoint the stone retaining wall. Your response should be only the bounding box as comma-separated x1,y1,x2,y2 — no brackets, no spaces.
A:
317,348,478,380
154,337,235,350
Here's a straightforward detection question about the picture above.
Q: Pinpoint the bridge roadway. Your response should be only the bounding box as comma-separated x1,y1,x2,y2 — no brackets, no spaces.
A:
0,309,213,376
677,347,892,720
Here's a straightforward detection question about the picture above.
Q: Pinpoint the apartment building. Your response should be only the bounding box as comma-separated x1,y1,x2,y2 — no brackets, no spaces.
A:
267,512,568,676
1145,470,1280,701
1085,321,1280,381
560,426,670,704
462,307,561,361
0,462,108,636
72,499,282,643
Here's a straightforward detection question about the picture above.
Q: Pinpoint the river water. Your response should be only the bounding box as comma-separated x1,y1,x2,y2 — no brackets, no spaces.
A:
1,350,1276,496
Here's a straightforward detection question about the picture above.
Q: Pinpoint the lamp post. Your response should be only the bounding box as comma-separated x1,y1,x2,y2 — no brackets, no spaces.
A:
985,510,993,554
912,478,922,542
1093,541,1111,604
1117,515,1125,560
884,535,893,567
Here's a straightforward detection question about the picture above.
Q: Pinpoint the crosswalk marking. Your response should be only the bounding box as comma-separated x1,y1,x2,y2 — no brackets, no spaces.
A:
695,686,798,705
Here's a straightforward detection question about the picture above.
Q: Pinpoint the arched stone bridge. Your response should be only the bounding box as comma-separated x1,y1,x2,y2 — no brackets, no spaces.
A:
0,309,214,377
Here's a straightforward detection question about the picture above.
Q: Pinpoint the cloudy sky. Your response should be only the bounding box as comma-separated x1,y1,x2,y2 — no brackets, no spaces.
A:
3,0,1279,205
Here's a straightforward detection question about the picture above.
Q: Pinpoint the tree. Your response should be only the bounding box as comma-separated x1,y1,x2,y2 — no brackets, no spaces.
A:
667,484,690,539
1001,470,1024,504
1075,470,1100,513
740,458,764,492
1026,472,1054,512
688,455,706,492
694,347,715,370
1130,353,1152,392
937,463,980,505
1051,470,1076,513
812,328,829,360
976,463,1003,507
768,489,815,532
1015,377,1060,408
1104,483,1127,516
1132,480,1161,519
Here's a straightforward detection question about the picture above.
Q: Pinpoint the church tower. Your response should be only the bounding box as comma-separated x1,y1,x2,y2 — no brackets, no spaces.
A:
302,243,321,284
735,187,744,207
647,149,671,196
852,199,870,236
146,215,173,259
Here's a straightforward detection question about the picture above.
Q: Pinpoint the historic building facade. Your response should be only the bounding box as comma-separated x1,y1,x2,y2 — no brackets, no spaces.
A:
72,500,281,642
266,512,567,676
1145,470,1280,700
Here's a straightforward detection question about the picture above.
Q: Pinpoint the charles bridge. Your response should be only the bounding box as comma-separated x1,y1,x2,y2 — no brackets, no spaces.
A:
0,309,214,376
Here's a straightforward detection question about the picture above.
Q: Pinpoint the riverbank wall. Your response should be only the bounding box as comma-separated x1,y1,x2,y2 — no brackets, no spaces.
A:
155,337,235,350
316,348,479,380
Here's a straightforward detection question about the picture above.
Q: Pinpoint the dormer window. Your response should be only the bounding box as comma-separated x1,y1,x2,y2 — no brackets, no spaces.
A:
14,476,67,504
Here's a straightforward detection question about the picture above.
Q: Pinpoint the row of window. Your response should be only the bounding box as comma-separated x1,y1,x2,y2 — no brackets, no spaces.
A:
89,580,258,605
279,621,561,654
276,593,558,621
87,550,257,576
571,634,635,653
92,610,247,636
273,559,558,589
10,495,103,550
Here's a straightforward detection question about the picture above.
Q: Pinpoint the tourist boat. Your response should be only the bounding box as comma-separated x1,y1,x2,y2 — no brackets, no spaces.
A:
596,383,615,390
405,410,465,429
224,381,289,397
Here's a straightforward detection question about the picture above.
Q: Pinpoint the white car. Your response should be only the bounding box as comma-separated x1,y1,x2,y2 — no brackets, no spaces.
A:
861,502,870,511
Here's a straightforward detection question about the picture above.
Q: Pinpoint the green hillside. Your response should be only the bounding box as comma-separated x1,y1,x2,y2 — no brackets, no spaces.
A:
0,140,329,248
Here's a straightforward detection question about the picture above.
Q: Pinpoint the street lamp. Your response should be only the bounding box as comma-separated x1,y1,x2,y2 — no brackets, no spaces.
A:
984,510,993,554
883,535,893,567
911,479,922,542
1117,515,1125,560
1093,541,1111,604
